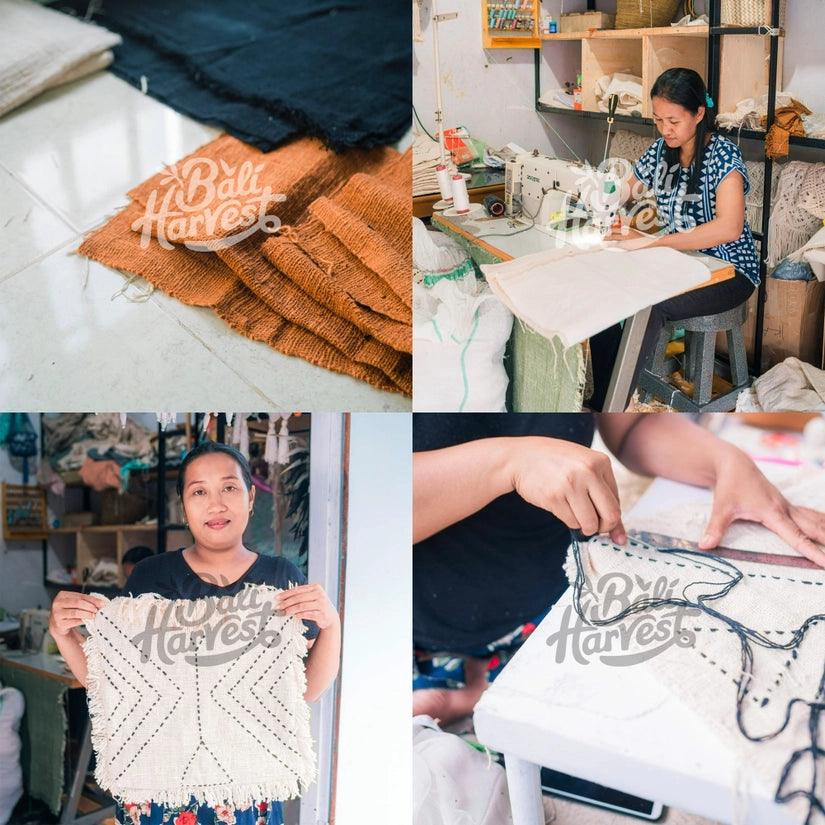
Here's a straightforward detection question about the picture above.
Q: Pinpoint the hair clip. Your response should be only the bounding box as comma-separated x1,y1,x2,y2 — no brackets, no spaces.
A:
705,93,714,109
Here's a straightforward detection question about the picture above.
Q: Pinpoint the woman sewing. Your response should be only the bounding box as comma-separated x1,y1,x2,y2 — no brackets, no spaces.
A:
589,67,760,410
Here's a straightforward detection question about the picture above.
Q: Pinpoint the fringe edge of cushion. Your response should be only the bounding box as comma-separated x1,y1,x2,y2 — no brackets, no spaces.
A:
84,582,317,805
100,777,317,809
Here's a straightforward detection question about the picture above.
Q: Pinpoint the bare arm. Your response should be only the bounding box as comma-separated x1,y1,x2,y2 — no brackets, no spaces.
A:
414,436,627,544
277,584,341,702
303,620,341,702
48,592,105,687
413,439,514,544
597,415,825,565
597,413,733,487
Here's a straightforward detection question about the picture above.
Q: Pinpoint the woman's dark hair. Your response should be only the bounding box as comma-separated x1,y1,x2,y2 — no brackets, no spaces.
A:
122,545,155,566
176,441,253,496
650,67,714,198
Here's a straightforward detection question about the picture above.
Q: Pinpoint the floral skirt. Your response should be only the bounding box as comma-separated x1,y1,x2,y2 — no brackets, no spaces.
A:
116,798,283,825
413,610,549,690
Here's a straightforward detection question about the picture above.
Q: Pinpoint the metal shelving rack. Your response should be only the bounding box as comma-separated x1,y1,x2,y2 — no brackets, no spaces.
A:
534,0,825,375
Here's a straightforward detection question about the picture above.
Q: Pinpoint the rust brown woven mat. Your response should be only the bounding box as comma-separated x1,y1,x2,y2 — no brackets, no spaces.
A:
78,203,410,395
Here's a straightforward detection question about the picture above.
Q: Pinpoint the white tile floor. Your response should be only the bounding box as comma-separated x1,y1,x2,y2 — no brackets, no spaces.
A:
0,72,409,411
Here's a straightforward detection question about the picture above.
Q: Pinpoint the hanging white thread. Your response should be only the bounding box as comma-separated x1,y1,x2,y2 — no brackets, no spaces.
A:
110,273,154,302
277,416,290,466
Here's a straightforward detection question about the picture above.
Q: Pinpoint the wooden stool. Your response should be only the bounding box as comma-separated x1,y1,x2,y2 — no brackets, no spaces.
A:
638,301,751,411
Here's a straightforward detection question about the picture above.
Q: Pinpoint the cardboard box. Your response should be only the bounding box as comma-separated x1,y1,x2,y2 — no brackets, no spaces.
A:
559,12,615,32
716,279,825,371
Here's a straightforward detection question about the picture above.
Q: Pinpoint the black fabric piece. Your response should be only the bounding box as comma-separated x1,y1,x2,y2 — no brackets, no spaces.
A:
124,549,319,639
413,414,596,654
53,0,410,152
590,268,756,409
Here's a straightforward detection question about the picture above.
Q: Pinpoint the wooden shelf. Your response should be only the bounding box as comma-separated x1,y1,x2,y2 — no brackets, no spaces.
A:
49,523,156,534
541,25,708,41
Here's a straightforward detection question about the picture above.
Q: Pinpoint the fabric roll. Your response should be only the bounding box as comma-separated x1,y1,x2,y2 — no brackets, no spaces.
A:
0,0,120,117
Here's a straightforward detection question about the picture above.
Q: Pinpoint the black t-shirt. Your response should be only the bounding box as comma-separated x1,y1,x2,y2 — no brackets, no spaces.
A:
413,413,595,653
124,549,320,640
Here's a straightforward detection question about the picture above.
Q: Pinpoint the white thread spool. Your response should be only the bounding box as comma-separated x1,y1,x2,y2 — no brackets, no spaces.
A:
451,173,470,214
436,164,453,203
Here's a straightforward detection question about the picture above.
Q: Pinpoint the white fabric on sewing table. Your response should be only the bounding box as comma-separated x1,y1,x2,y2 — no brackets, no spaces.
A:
482,245,709,347
83,586,316,808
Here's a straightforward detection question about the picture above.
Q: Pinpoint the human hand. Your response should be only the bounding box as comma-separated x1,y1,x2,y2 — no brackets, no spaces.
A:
507,437,627,544
603,226,643,242
277,583,340,630
700,450,825,566
48,592,106,638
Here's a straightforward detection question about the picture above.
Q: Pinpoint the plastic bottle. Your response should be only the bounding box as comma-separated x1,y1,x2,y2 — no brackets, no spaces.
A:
549,16,557,33
573,72,583,110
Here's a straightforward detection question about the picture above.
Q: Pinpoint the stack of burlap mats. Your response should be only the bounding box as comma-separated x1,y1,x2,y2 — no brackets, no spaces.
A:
79,136,412,396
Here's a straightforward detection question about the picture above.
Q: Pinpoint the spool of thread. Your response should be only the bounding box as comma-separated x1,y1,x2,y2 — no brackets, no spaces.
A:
484,194,505,217
436,164,453,203
451,174,470,214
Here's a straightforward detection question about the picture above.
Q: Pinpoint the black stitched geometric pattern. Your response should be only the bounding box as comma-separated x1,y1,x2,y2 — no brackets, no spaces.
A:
85,586,315,809
566,536,825,825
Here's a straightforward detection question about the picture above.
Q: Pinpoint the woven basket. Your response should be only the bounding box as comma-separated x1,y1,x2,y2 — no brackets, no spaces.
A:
720,0,786,26
615,0,681,28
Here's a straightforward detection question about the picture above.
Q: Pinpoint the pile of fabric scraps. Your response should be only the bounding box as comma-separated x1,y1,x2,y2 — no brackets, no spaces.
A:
43,413,162,474
78,137,412,396
594,73,643,116
736,357,825,412
0,0,120,117
766,161,825,265
413,131,444,197
716,92,797,132
764,99,812,159
54,0,409,152
717,93,825,158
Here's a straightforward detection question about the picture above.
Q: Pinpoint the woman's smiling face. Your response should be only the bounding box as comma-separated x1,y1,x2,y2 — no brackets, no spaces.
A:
181,452,254,550
652,96,704,150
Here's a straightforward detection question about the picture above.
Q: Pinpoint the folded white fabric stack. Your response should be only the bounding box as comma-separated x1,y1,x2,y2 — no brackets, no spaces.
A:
413,131,444,197
595,72,643,116
0,0,121,117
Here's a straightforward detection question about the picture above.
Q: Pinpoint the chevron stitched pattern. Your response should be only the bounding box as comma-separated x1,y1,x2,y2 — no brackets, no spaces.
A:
83,585,316,808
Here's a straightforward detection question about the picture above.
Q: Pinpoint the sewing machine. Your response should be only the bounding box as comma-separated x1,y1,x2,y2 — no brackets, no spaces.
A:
504,151,622,243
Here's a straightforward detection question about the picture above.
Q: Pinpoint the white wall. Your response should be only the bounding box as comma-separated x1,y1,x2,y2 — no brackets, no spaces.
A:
414,0,591,158
782,0,825,111
414,0,824,168
334,413,411,825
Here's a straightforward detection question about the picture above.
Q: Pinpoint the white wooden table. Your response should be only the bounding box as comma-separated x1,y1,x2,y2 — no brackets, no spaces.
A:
473,473,799,825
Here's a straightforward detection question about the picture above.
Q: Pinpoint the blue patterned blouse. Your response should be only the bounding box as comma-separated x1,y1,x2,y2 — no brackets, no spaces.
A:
632,134,761,286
